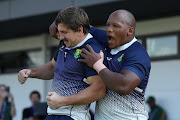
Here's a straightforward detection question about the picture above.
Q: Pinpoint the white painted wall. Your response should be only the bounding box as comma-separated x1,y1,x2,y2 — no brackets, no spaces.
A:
135,16,180,120
0,34,53,120
145,60,180,120
0,74,50,120
136,16,180,36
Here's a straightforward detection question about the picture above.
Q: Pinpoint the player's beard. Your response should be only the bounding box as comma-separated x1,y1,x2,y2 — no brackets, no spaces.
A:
65,35,80,48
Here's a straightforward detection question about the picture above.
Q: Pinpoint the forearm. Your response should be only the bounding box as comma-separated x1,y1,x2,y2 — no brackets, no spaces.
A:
0,100,3,113
10,100,16,117
99,68,128,95
29,61,55,80
99,68,141,95
63,83,105,106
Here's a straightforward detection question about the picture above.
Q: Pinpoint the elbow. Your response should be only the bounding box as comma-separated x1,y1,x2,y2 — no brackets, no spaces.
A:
114,86,132,95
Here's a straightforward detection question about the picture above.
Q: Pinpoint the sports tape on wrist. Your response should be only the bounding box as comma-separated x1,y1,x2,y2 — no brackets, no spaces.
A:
93,60,106,74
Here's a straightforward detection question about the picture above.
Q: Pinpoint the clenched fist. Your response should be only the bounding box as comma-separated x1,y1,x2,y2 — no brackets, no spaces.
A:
18,69,31,84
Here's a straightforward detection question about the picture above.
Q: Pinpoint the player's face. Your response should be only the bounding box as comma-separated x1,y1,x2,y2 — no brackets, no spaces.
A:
0,86,6,93
106,12,130,49
31,93,40,105
58,23,80,48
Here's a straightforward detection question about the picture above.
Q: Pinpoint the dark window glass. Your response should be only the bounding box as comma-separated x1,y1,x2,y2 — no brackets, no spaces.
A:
0,50,42,73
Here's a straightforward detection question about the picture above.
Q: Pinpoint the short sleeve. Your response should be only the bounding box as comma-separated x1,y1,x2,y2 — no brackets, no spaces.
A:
122,48,151,81
53,41,62,61
53,51,58,61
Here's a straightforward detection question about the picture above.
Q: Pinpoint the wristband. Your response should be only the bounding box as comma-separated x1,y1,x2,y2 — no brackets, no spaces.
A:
93,60,106,74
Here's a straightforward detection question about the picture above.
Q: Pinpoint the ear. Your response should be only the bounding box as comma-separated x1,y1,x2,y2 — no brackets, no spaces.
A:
127,27,134,36
78,26,84,33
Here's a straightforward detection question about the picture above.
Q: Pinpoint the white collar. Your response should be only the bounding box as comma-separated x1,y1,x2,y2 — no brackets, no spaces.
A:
65,33,93,50
110,37,137,55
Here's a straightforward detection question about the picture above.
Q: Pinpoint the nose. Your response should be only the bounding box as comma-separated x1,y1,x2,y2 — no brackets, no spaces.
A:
59,33,65,40
106,25,113,32
56,32,60,40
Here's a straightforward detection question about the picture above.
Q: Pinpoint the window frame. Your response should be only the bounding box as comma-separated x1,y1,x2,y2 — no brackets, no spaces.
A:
0,48,42,74
137,31,180,61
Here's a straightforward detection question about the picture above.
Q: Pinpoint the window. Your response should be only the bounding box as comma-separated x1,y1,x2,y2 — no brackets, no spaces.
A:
0,50,43,74
137,32,180,61
147,35,178,57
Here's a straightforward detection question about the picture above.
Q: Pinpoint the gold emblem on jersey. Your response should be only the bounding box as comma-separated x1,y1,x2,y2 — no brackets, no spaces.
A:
117,54,124,62
74,49,82,58
59,45,65,51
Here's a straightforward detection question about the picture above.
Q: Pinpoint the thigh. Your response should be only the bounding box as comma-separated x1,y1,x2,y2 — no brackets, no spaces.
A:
45,115,74,120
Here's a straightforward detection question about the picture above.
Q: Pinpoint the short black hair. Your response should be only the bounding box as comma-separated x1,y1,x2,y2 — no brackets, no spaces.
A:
0,84,8,92
30,91,41,99
0,84,6,88
146,96,155,103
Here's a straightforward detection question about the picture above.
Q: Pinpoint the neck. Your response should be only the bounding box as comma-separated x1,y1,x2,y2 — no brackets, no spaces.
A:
79,33,88,42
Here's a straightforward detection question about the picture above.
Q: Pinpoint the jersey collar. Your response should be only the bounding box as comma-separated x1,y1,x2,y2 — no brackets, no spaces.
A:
65,33,93,50
110,37,137,55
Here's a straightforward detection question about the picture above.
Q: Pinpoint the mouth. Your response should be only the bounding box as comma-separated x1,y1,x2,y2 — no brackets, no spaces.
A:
63,39,69,44
107,35,113,44
107,36,111,40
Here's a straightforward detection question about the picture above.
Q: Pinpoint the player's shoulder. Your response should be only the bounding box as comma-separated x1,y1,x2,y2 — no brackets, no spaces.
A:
90,26,104,33
56,40,65,49
124,42,150,62
84,38,103,48
81,38,104,53
127,42,148,55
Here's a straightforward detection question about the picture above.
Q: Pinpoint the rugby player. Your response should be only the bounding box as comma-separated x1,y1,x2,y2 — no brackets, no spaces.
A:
18,6,106,120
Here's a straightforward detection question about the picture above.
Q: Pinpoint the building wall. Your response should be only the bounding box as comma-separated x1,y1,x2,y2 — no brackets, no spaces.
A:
0,34,53,120
0,11,180,120
145,60,180,120
0,35,44,53
0,0,118,21
98,16,180,35
0,74,49,120
136,16,180,36
137,16,180,120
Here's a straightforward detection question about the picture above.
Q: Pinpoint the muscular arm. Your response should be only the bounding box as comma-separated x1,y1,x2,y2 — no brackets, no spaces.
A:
18,58,56,84
29,58,56,80
47,75,106,109
64,75,106,105
99,69,140,95
79,44,140,95
49,21,59,39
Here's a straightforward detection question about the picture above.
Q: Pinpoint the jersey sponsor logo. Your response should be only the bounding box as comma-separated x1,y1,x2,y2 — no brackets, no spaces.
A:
74,49,82,58
117,54,124,62
59,45,65,51
107,57,112,61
